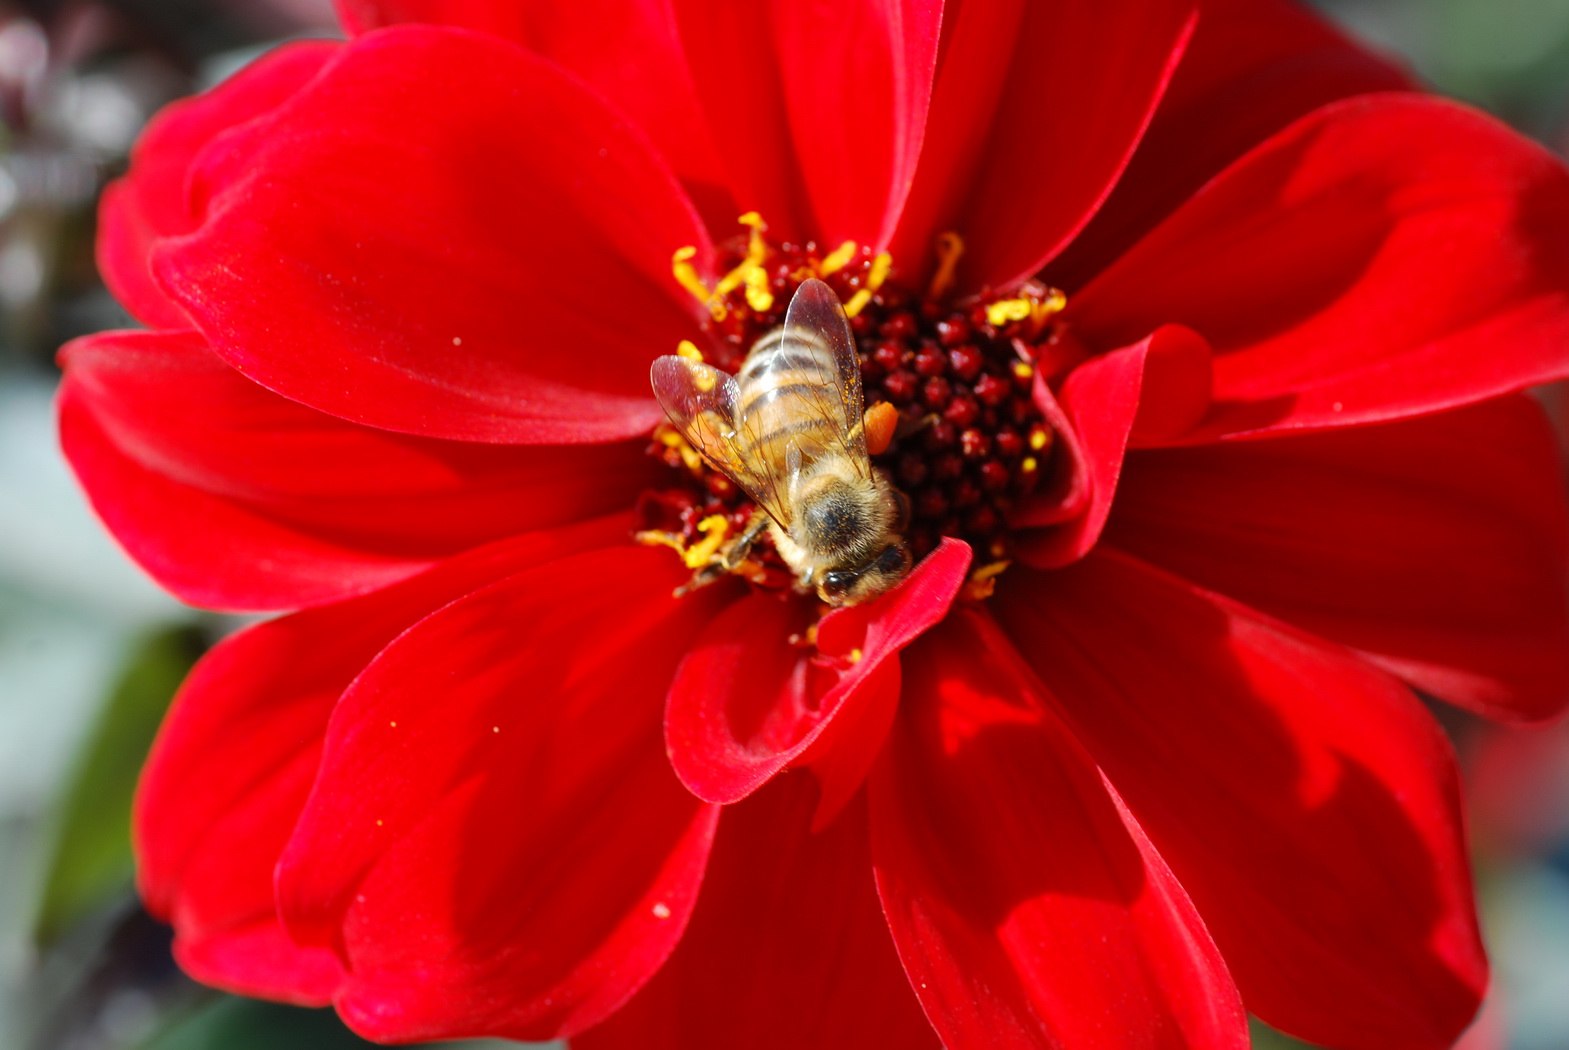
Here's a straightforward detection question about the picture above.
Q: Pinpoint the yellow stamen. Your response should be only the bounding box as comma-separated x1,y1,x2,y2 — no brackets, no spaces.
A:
711,212,772,316
787,623,820,648
818,240,858,276
842,252,893,318
986,297,1034,326
1038,288,1068,316
635,529,688,555
695,369,717,393
684,515,729,568
677,339,704,362
928,231,964,300
656,424,704,473
1029,426,1049,451
744,265,774,312
867,251,892,291
671,245,710,303
846,648,864,665
962,559,1012,602
1012,360,1034,381
1021,456,1039,474
986,286,1068,333
739,210,767,249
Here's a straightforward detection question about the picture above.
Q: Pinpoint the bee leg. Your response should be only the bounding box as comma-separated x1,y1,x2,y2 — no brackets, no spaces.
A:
675,511,771,597
674,561,731,596
719,510,770,571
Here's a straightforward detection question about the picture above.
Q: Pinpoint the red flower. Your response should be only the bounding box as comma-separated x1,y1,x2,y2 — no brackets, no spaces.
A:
58,1,1569,1047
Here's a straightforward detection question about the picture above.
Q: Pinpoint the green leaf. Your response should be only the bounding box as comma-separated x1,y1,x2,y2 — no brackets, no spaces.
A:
139,995,559,1050
33,625,205,944
1248,1016,1320,1049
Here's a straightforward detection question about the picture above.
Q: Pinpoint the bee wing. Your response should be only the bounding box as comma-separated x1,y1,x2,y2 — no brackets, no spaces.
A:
772,277,871,479
650,355,793,527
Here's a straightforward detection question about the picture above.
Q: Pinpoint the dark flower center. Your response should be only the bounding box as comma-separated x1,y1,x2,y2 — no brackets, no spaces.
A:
637,216,1062,598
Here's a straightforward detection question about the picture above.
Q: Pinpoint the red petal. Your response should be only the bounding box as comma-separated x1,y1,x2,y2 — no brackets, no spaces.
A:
1068,95,1569,437
99,40,336,329
802,657,902,831
578,775,938,1050
154,25,711,444
665,539,969,805
1107,395,1569,722
136,517,625,1004
59,329,658,610
335,0,527,35
332,0,731,228
276,546,725,1043
670,0,942,248
870,610,1247,1050
1053,0,1414,285
1011,336,1161,564
890,0,1197,291
995,550,1487,1050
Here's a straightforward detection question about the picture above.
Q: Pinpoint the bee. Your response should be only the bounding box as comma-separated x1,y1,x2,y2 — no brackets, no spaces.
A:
650,278,912,606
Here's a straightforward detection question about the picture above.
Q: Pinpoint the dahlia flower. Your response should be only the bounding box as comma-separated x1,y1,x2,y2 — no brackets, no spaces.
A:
58,0,1569,1047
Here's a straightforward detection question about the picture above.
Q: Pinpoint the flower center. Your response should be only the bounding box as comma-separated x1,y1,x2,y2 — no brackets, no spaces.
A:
637,217,1063,601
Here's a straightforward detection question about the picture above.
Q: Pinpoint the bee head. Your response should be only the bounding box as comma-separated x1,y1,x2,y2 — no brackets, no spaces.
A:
817,543,913,606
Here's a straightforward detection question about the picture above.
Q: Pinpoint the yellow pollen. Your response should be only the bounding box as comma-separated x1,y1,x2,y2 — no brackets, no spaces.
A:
788,623,820,648
846,648,864,664
843,252,893,318
818,240,858,276
635,529,687,555
1029,427,1049,451
868,251,892,289
671,245,711,304
710,213,772,317
987,287,1068,332
962,559,1012,602
973,560,1012,584
389,721,396,728
677,339,704,362
1021,456,1039,473
684,515,730,568
1012,360,1034,381
928,231,964,300
656,424,705,473
744,265,774,312
694,369,717,393
986,297,1034,326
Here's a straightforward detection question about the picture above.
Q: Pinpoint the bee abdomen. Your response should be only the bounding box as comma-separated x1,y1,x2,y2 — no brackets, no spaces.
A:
736,325,845,464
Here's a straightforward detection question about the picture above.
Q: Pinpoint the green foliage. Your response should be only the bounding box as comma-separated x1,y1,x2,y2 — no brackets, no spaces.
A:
139,996,558,1050
32,626,205,944
139,998,375,1050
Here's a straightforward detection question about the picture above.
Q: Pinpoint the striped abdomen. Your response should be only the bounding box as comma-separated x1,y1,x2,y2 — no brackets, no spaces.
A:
735,325,849,474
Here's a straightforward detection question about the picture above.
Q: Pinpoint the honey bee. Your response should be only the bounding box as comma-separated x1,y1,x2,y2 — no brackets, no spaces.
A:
650,278,912,606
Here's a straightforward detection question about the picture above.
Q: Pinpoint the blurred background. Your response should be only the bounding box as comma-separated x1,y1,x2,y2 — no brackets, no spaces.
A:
0,1,1564,1047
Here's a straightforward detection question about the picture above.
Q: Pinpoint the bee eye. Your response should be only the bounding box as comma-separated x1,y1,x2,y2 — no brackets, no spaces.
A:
876,544,911,575
820,569,857,599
